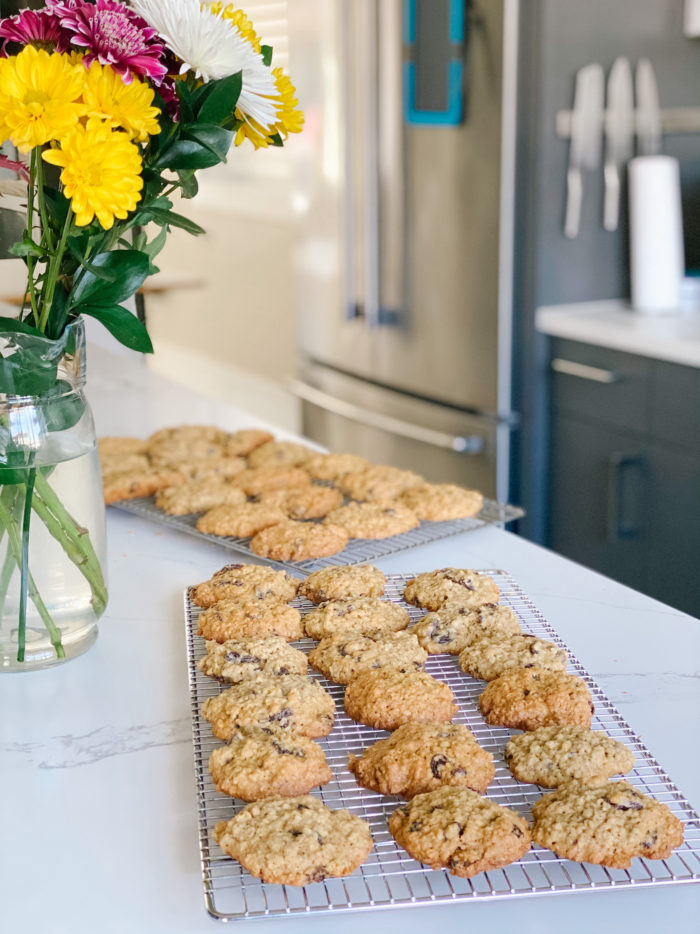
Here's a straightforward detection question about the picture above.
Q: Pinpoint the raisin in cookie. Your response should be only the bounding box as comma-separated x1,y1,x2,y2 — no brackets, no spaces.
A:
504,726,635,788
213,796,373,886
224,428,274,457
324,502,419,539
197,599,303,642
155,480,246,516
344,669,457,731
309,629,427,684
208,727,333,800
250,520,349,561
397,483,484,521
257,485,344,519
247,440,316,469
532,781,684,868
197,637,308,683
303,597,409,640
298,564,386,604
305,452,372,482
411,603,521,655
202,674,335,740
338,465,424,502
404,568,500,611
389,787,531,878
458,634,568,681
348,722,495,798
196,502,286,538
479,668,594,731
191,563,299,608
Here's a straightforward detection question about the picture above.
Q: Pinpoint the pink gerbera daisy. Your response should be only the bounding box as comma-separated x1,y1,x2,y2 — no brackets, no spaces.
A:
48,0,167,83
0,8,70,54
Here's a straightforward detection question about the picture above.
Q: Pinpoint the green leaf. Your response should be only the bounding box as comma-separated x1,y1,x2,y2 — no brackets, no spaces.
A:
152,138,221,170
70,250,151,309
9,236,49,260
176,80,195,124
141,207,205,236
144,225,168,261
41,186,71,227
197,72,242,124
261,45,273,67
43,379,85,432
44,286,70,341
182,124,233,162
0,354,58,396
0,316,44,339
80,304,153,353
269,132,284,148
177,169,199,200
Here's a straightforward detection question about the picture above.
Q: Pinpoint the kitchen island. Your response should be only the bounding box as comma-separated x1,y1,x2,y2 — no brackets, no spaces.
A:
1,343,698,934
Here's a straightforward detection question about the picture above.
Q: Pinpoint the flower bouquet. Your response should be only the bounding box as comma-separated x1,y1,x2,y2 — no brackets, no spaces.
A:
0,0,302,669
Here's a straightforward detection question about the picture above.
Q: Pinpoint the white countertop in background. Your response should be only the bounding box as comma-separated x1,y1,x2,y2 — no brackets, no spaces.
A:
1,343,699,934
536,299,700,367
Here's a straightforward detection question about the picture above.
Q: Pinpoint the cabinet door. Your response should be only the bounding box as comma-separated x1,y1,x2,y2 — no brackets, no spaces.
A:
548,414,648,591
646,444,700,618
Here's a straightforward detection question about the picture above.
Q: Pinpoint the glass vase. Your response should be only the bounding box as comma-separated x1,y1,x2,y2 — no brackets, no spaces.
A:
0,319,107,671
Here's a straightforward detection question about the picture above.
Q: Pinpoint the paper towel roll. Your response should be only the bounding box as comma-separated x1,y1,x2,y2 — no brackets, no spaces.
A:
629,155,685,314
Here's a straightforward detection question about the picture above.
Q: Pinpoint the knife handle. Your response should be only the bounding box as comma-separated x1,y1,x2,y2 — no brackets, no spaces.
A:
604,161,620,231
564,167,583,238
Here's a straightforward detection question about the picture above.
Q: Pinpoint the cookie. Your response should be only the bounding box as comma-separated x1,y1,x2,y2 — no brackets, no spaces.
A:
179,456,247,482
479,668,594,731
197,599,303,642
308,629,427,684
389,787,531,877
404,568,500,611
298,564,386,604
99,452,151,474
202,674,335,740
411,603,521,655
208,727,333,800
149,436,227,465
338,465,424,502
147,424,229,447
344,669,457,731
197,636,308,683
247,440,316,469
154,480,246,516
458,634,568,681
504,726,636,788
348,722,495,798
249,520,349,561
257,485,344,519
302,597,410,640
190,563,299,608
531,780,684,868
324,502,419,539
230,466,312,497
305,452,372,482
196,502,286,538
397,483,484,521
224,428,274,457
213,795,373,886
98,436,148,457
102,466,186,504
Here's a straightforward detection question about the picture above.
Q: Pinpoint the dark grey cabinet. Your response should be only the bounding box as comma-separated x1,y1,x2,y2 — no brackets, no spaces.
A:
546,339,700,618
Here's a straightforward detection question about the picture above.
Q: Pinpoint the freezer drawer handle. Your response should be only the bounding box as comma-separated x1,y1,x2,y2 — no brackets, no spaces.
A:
290,380,485,454
551,358,621,384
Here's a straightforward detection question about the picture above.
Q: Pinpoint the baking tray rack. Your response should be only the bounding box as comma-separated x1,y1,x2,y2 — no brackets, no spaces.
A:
185,571,700,921
113,496,524,574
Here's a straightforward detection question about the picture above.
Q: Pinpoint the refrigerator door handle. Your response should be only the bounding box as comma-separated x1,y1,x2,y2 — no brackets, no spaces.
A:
363,0,381,330
290,379,486,454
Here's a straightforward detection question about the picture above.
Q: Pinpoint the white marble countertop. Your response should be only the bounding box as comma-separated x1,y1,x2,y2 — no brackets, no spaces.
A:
1,343,699,934
535,299,700,367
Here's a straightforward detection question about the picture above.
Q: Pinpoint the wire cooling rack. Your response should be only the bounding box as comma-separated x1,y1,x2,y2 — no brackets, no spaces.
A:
113,497,523,574
185,571,700,921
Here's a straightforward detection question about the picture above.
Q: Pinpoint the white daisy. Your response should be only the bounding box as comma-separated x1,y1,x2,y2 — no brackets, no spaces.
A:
129,0,278,130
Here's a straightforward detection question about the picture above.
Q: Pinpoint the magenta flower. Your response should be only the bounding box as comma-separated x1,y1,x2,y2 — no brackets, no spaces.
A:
0,8,70,54
49,0,167,83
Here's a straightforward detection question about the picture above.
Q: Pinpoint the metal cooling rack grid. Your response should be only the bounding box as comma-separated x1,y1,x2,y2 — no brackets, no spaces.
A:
114,496,524,575
185,571,700,921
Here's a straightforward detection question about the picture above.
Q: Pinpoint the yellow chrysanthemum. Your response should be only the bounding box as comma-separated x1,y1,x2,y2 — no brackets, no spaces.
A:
82,61,160,143
208,3,262,52
0,58,11,146
234,66,303,149
0,46,85,152
42,120,143,229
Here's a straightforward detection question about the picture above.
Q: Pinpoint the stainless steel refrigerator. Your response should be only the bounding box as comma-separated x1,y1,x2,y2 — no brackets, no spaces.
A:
288,0,520,501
